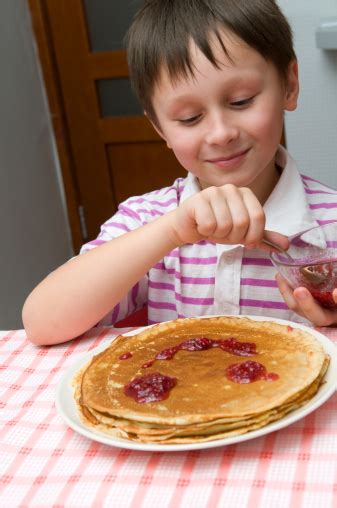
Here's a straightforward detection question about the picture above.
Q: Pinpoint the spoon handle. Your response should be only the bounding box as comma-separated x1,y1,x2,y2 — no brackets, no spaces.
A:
262,239,293,261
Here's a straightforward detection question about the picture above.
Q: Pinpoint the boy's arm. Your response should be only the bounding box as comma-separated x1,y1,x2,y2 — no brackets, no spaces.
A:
22,212,177,346
23,184,288,346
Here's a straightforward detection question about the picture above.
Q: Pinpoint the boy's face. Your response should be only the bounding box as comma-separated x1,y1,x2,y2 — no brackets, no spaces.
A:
150,32,299,202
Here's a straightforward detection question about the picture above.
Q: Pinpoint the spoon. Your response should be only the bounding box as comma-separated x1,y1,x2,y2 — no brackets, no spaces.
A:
262,238,332,285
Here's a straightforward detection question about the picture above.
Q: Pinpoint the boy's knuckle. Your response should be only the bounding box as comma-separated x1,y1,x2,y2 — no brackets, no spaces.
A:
199,220,216,235
251,210,265,223
223,183,237,195
234,216,249,230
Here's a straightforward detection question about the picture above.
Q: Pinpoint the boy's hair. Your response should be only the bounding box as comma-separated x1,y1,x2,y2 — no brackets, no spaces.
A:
125,0,296,123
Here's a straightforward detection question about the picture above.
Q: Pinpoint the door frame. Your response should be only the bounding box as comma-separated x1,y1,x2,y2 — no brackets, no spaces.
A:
29,0,83,252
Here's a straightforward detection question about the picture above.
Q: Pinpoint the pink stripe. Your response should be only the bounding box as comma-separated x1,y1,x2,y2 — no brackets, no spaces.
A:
1,346,53,411
19,426,74,506
242,258,273,267
302,174,337,191
104,221,130,231
240,298,287,310
1,407,56,496
54,440,100,506
149,281,175,291
305,188,337,195
334,457,337,508
206,447,237,507
151,276,215,287
111,303,120,324
247,432,278,508
310,202,337,210
317,219,337,225
129,453,163,508
117,207,140,220
131,282,139,308
148,300,176,311
179,275,215,284
134,208,163,217
91,449,134,505
175,293,214,305
168,253,217,265
85,239,106,247
0,330,16,346
289,412,316,508
126,196,177,207
167,452,200,508
241,278,277,288
153,261,166,270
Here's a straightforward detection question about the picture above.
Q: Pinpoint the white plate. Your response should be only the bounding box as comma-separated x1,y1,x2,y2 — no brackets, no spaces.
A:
55,315,337,452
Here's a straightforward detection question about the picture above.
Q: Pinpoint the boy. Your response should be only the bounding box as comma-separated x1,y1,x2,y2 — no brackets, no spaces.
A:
23,0,337,345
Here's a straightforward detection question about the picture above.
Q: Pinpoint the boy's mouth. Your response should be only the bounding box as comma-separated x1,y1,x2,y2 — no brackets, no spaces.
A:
205,148,250,166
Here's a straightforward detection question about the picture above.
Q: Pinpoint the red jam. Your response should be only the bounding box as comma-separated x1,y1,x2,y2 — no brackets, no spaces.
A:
180,337,214,351
119,352,133,360
142,359,155,369
142,337,257,368
225,361,279,384
124,372,177,403
309,289,336,308
219,338,257,356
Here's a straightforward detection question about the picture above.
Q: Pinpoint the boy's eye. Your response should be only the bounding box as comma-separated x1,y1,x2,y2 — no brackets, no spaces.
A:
178,115,201,125
230,96,255,108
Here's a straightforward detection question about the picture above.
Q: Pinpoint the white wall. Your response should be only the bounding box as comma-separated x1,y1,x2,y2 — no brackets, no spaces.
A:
279,0,337,187
0,1,73,329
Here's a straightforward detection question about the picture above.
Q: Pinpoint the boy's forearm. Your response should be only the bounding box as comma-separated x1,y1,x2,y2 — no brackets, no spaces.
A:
22,212,178,345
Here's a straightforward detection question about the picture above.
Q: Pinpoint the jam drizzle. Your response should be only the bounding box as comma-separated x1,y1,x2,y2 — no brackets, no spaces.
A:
142,336,257,368
225,361,279,384
124,372,177,403
119,352,133,360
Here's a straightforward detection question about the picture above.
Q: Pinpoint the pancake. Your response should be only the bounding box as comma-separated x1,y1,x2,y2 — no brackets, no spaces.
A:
74,316,329,443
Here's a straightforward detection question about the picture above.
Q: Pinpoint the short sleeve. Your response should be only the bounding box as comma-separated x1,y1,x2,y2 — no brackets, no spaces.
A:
79,201,149,325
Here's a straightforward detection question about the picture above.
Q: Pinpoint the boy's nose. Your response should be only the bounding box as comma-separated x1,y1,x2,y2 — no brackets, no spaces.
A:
205,113,239,146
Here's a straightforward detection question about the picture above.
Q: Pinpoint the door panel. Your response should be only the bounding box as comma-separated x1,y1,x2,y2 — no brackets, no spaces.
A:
108,142,184,205
83,0,143,52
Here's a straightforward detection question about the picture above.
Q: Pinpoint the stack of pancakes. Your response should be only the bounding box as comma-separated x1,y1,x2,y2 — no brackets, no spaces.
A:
74,316,329,444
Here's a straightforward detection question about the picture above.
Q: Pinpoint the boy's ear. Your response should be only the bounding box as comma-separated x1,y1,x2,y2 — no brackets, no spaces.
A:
145,111,172,149
284,59,299,111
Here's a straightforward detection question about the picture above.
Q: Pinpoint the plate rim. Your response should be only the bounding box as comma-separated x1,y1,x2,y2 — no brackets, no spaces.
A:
55,314,337,452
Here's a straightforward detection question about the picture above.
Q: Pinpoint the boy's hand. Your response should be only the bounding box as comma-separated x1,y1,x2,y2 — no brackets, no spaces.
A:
169,184,288,250
276,273,337,326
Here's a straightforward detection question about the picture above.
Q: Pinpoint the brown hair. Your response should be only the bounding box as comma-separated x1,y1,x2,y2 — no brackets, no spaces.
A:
125,0,296,122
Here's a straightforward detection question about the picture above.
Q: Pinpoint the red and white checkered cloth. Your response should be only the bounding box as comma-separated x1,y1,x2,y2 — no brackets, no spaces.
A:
1,326,337,508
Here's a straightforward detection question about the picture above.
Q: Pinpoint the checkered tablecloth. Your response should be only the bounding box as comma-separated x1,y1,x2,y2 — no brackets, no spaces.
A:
1,325,337,508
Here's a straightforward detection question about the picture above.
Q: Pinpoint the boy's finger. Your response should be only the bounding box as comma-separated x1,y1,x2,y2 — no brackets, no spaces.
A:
275,273,301,312
333,288,337,303
193,196,218,237
241,189,265,245
264,230,290,252
222,187,251,243
209,196,235,239
292,287,335,326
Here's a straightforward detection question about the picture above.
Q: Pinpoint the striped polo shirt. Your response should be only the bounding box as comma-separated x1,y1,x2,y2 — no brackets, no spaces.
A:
80,147,337,326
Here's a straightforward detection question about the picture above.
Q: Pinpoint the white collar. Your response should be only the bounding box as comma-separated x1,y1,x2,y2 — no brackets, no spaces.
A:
263,146,318,237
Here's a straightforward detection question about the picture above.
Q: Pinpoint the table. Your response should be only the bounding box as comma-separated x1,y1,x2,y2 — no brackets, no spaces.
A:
1,325,337,508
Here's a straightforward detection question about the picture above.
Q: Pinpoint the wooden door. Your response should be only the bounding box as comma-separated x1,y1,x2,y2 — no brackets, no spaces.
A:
29,0,185,251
